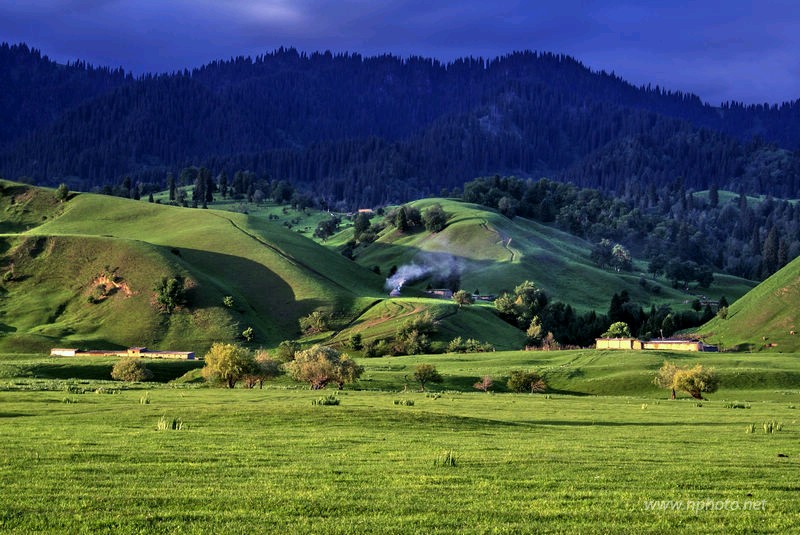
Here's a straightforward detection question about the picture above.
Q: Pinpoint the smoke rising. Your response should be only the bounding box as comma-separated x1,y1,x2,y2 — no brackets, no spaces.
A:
385,253,464,293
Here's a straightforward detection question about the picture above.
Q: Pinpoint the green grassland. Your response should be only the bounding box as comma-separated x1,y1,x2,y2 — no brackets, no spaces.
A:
1,368,799,533
697,256,800,353
345,198,754,313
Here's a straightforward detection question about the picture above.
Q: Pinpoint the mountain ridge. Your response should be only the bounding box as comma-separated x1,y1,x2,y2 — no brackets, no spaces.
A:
2,42,799,207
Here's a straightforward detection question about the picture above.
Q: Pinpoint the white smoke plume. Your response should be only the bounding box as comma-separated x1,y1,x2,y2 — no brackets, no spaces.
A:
385,253,464,293
386,263,431,292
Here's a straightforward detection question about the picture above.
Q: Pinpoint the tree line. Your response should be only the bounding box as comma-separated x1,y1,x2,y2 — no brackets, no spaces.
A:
3,42,800,210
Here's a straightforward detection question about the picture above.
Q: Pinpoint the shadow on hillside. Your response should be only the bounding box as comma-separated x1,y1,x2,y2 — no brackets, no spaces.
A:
522,420,733,427
170,246,332,339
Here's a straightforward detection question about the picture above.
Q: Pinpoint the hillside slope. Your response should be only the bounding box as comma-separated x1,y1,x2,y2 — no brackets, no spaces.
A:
351,199,753,313
0,184,531,354
0,182,386,352
696,256,800,352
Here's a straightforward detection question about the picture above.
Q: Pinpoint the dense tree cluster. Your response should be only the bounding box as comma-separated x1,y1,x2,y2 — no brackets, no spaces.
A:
3,43,800,211
462,176,800,281
496,281,714,348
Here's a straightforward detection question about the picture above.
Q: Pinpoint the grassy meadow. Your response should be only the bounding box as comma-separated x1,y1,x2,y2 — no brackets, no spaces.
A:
2,349,800,533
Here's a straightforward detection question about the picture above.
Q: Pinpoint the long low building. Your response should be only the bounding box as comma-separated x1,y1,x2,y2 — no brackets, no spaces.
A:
50,347,196,359
596,338,717,352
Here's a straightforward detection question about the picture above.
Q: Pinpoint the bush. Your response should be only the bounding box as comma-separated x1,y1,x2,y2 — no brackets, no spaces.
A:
312,394,340,406
413,363,443,391
423,203,448,232
285,345,363,389
395,312,437,355
299,310,331,334
111,358,153,382
363,339,389,358
348,333,363,351
275,340,300,362
507,370,547,393
448,337,495,353
153,275,187,314
202,342,255,388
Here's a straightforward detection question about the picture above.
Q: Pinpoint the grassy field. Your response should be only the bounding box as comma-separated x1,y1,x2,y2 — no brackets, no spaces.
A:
2,346,800,533
1,382,798,533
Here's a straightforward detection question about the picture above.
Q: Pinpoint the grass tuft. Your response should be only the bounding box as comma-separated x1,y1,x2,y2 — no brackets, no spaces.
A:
156,415,183,431
434,450,458,467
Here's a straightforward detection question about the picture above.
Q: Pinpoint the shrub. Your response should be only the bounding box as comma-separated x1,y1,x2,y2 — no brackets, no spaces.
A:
299,310,331,334
285,345,363,389
153,275,187,314
241,326,255,342
157,415,183,431
422,203,448,232
413,363,443,391
434,450,458,467
275,340,300,362
473,375,493,392
202,342,255,388
448,337,494,353
507,370,547,393
395,312,437,355
222,295,235,308
311,394,340,406
723,402,750,409
348,333,363,351
111,358,153,382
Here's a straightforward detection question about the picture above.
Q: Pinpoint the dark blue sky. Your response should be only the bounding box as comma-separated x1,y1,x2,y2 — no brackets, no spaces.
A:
2,1,799,105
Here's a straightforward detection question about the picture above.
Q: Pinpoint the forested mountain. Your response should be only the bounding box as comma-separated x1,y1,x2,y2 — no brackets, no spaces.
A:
2,42,800,208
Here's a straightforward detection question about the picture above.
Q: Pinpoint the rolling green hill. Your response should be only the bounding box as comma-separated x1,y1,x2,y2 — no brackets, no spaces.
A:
0,181,389,352
348,198,754,313
0,183,532,354
696,256,800,352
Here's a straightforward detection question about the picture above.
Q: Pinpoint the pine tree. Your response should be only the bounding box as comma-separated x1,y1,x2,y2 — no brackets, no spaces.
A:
708,182,719,208
762,226,779,277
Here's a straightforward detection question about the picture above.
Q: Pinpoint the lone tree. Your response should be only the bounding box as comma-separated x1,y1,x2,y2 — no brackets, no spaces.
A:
285,345,363,390
413,363,442,391
299,310,330,334
55,183,70,202
473,375,493,393
655,361,719,400
242,350,284,389
422,203,448,232
601,321,632,338
154,275,187,314
452,289,474,308
111,357,153,382
507,370,547,393
202,342,255,388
